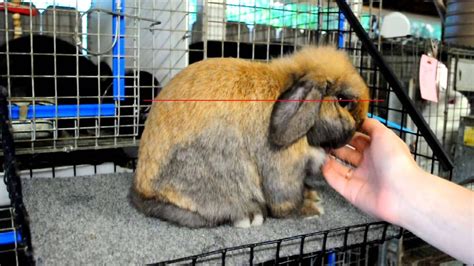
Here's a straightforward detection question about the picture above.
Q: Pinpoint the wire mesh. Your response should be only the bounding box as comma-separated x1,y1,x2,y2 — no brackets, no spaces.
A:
150,0,454,261
186,0,453,176
153,222,402,265
0,0,461,264
0,206,31,266
0,0,165,154
0,1,458,174
0,86,33,265
379,37,472,176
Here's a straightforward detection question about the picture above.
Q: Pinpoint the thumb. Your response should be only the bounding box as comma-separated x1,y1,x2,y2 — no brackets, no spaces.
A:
321,156,352,197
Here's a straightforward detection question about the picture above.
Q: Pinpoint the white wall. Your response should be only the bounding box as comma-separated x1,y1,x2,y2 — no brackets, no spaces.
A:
125,0,189,84
88,0,114,67
87,0,189,85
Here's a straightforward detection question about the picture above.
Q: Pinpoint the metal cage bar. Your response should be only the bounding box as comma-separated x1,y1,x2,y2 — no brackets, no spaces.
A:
336,0,453,171
0,0,460,264
0,86,34,264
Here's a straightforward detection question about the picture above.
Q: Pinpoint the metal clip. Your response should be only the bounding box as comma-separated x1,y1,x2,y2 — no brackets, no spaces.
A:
428,39,439,58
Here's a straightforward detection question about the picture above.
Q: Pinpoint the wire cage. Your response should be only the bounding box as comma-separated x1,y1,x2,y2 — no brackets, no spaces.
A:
0,0,166,155
0,87,33,264
440,46,474,184
378,37,472,176
0,0,459,265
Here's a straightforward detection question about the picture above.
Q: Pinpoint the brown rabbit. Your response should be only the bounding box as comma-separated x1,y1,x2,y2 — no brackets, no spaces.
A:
130,46,369,228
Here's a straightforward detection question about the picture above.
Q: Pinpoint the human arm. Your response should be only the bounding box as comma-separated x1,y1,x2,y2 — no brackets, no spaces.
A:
321,118,474,264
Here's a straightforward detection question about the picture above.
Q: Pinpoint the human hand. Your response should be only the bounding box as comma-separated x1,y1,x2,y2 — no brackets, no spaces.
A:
321,118,423,224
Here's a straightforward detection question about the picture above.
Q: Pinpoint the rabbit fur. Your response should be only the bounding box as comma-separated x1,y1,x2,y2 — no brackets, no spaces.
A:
130,46,369,228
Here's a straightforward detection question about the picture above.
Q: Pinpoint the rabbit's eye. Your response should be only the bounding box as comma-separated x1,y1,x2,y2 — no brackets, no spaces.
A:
337,94,353,109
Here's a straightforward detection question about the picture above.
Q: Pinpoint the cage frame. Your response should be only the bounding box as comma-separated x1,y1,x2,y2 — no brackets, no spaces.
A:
0,0,458,264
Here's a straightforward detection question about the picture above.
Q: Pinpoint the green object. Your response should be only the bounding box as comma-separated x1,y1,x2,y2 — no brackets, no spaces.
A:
226,1,321,29
189,1,438,39
189,0,372,31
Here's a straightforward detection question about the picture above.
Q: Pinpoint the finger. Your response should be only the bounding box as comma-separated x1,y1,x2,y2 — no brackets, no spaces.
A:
321,157,351,195
348,132,371,151
329,133,369,166
331,145,363,167
361,118,386,136
323,158,370,206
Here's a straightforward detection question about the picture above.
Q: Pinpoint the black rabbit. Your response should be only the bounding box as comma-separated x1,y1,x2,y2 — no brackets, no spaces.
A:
0,35,160,137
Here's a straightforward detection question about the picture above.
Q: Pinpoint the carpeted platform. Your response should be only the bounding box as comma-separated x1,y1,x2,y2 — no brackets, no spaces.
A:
21,173,400,265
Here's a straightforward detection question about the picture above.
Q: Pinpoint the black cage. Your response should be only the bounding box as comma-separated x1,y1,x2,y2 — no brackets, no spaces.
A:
0,0,456,265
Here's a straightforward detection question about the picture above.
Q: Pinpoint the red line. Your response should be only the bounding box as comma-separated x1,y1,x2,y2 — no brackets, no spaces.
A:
143,99,384,103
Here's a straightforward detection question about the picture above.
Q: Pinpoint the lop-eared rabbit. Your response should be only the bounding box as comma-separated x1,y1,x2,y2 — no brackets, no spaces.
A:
130,46,369,228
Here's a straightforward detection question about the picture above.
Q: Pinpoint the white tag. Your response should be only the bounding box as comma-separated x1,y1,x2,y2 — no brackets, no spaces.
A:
436,62,448,92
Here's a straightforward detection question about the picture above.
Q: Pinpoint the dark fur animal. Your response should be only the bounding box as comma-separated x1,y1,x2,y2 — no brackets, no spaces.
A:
0,35,160,136
0,35,112,103
131,46,369,228
117,70,161,136
80,69,160,136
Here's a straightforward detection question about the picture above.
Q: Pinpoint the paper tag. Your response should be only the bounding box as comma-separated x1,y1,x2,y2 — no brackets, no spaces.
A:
436,61,448,93
419,54,439,102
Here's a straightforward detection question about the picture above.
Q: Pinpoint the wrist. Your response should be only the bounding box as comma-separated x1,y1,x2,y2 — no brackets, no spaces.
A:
392,167,434,229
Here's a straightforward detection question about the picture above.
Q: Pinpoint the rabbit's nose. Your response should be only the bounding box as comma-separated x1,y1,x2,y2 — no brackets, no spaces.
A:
315,128,356,150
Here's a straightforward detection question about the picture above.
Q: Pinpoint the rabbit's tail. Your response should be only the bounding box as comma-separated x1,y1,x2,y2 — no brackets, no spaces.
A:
129,186,214,228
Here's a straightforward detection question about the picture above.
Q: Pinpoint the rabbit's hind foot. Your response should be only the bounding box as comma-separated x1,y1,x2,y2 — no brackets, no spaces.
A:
233,212,264,228
301,199,324,219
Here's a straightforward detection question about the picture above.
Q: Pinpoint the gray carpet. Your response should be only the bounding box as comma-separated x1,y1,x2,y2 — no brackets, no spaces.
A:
21,173,400,265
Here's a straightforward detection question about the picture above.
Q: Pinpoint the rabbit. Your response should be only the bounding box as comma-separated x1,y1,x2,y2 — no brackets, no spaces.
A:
100,69,161,137
0,35,113,137
130,46,370,228
408,88,471,173
0,35,112,103
0,34,161,137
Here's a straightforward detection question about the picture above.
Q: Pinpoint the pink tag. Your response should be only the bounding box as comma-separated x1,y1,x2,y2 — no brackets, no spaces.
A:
419,54,438,102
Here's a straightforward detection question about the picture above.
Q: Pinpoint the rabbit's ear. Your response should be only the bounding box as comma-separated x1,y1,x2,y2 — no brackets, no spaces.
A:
270,79,323,147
